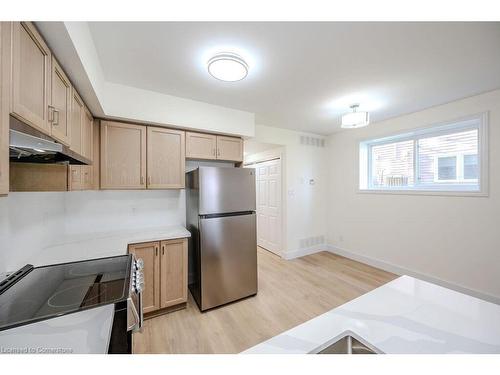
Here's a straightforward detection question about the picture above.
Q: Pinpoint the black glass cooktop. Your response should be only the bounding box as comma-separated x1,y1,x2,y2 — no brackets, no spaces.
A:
0,255,131,331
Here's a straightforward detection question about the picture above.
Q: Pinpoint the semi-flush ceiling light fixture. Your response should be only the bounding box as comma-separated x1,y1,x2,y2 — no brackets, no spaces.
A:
341,104,370,129
207,52,248,82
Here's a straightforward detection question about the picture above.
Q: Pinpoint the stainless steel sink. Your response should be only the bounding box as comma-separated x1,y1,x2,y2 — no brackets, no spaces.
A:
317,335,377,354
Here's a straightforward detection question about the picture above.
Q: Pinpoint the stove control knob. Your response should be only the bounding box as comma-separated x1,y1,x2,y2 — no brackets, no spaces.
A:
135,281,145,293
135,259,144,271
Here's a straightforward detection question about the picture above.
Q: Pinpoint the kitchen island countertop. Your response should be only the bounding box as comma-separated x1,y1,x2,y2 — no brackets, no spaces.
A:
243,275,500,354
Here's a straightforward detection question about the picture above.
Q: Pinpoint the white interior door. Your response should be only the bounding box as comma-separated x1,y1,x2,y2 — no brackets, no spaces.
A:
254,159,282,255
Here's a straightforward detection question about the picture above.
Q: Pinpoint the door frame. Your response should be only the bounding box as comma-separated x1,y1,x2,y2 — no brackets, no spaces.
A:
244,148,286,258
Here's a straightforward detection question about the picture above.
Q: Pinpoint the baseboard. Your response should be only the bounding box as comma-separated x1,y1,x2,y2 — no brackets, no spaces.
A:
283,245,325,260
326,244,500,305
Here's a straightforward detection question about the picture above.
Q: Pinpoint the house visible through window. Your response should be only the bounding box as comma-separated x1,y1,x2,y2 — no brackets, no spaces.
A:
437,156,457,180
359,114,487,194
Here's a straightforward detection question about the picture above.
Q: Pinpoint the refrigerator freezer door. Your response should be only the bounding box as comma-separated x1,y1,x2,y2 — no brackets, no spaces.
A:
199,167,256,215
199,213,257,310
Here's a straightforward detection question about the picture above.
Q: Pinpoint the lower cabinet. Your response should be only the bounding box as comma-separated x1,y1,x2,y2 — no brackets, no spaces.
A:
128,241,161,314
128,238,188,316
68,165,94,191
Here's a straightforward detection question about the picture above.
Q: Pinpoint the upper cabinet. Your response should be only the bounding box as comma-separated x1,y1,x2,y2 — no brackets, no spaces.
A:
101,122,187,190
0,23,11,196
100,121,147,190
82,107,93,160
49,56,71,146
147,127,185,189
70,88,84,155
186,132,243,162
217,135,243,162
11,22,51,135
186,132,217,160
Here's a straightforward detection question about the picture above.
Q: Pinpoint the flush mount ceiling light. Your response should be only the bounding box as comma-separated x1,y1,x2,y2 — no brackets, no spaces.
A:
207,52,248,82
341,104,370,129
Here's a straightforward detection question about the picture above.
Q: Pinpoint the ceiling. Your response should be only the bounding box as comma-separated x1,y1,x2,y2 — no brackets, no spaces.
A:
88,22,500,135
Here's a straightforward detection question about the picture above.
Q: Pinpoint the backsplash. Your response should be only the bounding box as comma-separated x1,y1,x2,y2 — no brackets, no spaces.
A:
0,190,185,273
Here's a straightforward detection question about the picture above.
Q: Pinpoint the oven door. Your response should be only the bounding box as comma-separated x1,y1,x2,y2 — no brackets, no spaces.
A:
108,256,144,354
127,288,143,332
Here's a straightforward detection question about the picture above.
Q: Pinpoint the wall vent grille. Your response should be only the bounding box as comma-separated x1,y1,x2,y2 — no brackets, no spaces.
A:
299,235,325,249
300,135,325,148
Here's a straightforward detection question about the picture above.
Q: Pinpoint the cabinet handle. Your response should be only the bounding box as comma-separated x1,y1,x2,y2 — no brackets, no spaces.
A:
217,148,221,157
155,247,158,256
48,105,55,123
53,109,59,125
162,246,165,255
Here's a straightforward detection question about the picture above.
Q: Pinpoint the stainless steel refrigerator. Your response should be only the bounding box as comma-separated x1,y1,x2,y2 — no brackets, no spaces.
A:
186,167,257,311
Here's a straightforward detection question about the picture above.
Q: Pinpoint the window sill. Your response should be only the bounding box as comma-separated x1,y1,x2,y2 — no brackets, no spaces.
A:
357,188,488,197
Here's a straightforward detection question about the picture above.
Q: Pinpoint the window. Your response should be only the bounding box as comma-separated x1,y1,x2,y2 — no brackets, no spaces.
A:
359,113,488,194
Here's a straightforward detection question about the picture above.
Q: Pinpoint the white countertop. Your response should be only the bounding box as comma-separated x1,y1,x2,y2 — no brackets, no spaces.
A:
0,304,114,354
30,225,191,267
243,276,500,354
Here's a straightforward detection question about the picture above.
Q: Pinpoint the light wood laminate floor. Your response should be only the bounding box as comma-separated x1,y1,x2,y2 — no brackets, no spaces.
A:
132,247,397,354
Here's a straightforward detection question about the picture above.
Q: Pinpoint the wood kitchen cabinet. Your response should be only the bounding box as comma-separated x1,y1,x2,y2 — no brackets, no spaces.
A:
147,127,185,189
82,107,93,160
79,108,94,190
68,109,96,191
49,56,71,146
186,132,243,162
186,131,217,160
216,135,243,162
11,22,51,135
128,238,188,316
92,120,100,189
70,88,84,155
0,22,10,196
68,165,82,190
100,121,147,189
128,241,161,314
160,239,188,308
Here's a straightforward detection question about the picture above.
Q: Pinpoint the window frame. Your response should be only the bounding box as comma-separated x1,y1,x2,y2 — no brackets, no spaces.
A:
358,112,489,196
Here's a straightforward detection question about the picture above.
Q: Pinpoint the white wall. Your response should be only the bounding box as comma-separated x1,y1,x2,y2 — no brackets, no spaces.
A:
251,124,328,258
0,190,185,274
326,89,500,301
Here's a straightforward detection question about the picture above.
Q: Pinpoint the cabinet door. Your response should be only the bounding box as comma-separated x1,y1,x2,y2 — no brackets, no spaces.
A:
50,56,71,146
68,166,82,191
129,242,161,314
147,127,185,189
160,238,188,308
11,22,51,135
92,120,100,189
70,88,83,155
82,107,93,160
82,165,93,190
0,23,11,196
100,121,147,189
216,136,243,162
185,132,217,160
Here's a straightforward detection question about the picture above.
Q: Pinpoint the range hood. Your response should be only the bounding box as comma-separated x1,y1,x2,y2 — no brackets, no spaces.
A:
9,117,90,165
